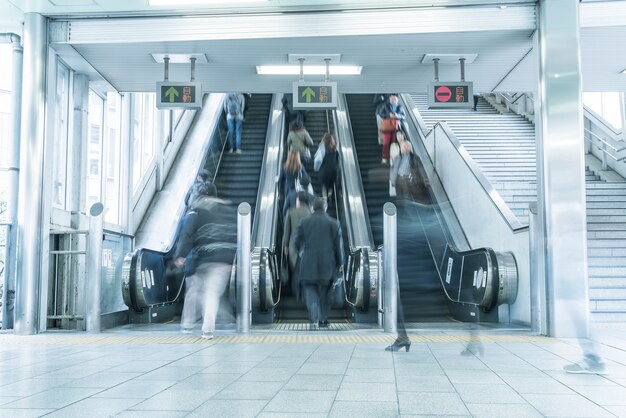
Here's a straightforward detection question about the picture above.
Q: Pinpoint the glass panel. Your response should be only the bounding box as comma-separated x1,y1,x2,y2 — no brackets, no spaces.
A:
104,92,121,224
51,62,70,209
0,44,12,92
583,92,622,130
132,94,142,191
86,91,104,211
131,93,156,192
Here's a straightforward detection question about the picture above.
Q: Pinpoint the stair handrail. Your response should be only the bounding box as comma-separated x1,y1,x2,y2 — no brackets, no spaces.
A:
401,94,527,233
584,107,626,168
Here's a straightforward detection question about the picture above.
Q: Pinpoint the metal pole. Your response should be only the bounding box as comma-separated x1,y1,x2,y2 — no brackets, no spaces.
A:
459,57,466,82
190,57,196,82
433,58,440,82
163,56,169,81
324,58,330,82
85,203,103,332
15,13,47,335
298,58,305,82
237,202,251,333
2,33,22,329
383,202,397,333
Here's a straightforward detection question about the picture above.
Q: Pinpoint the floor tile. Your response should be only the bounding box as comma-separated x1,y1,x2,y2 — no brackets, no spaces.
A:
283,374,344,391
337,382,397,401
43,397,143,417
130,388,215,411
187,399,268,418
395,375,456,393
398,392,470,415
212,381,284,400
523,393,614,417
466,402,544,417
453,383,526,404
92,379,175,399
2,387,101,409
263,390,336,413
329,400,399,417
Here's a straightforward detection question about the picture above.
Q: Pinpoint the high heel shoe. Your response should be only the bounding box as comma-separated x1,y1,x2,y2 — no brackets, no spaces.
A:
385,338,411,352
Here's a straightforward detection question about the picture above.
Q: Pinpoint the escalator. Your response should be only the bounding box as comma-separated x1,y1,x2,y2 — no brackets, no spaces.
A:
345,94,518,322
275,109,345,322
345,94,448,321
122,93,272,317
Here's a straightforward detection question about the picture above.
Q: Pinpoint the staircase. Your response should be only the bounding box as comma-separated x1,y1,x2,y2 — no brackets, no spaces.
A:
586,161,626,322
410,94,537,225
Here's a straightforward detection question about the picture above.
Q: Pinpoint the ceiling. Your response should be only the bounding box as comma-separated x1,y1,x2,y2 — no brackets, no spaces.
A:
3,1,626,94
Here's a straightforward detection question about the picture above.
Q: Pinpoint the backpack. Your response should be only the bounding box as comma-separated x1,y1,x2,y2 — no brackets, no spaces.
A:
226,95,240,116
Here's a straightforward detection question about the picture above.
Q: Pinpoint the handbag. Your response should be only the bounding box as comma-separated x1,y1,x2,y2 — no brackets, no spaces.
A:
381,117,398,133
313,142,325,172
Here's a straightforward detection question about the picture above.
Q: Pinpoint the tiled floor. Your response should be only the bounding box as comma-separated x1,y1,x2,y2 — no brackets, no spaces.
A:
0,324,625,417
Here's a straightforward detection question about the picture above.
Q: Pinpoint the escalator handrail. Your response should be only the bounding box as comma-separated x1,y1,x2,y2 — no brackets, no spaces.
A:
252,94,286,250
333,95,376,252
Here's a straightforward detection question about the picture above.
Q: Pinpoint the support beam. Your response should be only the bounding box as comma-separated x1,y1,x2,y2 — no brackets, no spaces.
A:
15,13,47,335
536,0,588,338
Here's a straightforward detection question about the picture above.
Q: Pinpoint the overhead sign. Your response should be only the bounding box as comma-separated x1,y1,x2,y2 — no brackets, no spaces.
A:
156,82,202,109
427,81,473,109
292,82,337,109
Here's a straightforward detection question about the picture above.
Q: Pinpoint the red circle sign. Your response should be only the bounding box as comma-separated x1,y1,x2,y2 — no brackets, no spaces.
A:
435,86,452,103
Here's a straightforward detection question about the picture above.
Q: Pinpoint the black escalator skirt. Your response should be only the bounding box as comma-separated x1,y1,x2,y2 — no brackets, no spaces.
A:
125,94,272,313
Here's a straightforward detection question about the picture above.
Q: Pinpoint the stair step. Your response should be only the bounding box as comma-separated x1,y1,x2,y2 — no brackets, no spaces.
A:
591,300,626,311
591,311,626,322
588,247,626,256
589,288,626,299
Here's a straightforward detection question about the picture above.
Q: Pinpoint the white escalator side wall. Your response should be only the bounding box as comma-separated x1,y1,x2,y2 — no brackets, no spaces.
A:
133,93,225,250
403,93,532,326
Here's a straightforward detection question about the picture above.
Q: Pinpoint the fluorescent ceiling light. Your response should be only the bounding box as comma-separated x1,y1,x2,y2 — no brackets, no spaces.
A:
256,65,362,75
621,69,626,74
149,0,268,5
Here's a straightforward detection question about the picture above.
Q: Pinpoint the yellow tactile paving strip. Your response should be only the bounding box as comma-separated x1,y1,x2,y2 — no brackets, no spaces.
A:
0,334,552,346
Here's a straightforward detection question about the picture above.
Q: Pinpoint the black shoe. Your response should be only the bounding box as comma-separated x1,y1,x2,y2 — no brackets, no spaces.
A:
385,337,411,352
319,321,330,328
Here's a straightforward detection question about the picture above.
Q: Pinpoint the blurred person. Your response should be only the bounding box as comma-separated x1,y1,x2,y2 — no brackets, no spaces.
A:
283,191,313,298
374,94,387,145
377,94,406,165
283,174,314,218
317,133,339,201
295,197,344,329
224,93,245,153
390,140,429,201
564,327,606,374
174,184,237,339
287,119,314,162
279,150,309,215
184,169,215,207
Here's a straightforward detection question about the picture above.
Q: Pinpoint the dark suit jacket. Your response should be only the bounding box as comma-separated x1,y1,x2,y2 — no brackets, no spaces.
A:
294,210,344,285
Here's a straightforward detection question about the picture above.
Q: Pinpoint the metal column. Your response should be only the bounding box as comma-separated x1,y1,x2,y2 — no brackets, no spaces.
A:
85,203,104,332
536,0,589,338
383,202,397,333
2,33,22,330
15,13,47,335
237,202,251,333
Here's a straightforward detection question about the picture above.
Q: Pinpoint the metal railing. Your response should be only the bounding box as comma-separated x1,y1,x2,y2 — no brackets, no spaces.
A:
48,229,89,328
0,222,10,328
492,92,535,117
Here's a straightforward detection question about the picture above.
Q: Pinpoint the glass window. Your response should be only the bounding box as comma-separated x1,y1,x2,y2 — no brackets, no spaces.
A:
584,92,623,130
86,90,104,211
131,93,156,192
104,92,122,224
51,62,70,209
0,44,12,170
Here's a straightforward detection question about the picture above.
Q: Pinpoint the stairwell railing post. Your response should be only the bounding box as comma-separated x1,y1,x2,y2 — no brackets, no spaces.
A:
383,202,397,333
237,202,252,333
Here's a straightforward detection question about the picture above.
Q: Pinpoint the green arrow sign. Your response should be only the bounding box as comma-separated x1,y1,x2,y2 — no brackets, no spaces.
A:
301,87,316,103
165,86,179,103
157,82,202,109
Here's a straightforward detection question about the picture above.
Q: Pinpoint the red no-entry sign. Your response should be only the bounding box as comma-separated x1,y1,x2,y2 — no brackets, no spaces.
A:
435,86,452,103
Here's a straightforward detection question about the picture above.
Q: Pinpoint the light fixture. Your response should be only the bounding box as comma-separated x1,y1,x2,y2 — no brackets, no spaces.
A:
621,69,626,74
149,0,268,5
256,65,362,75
